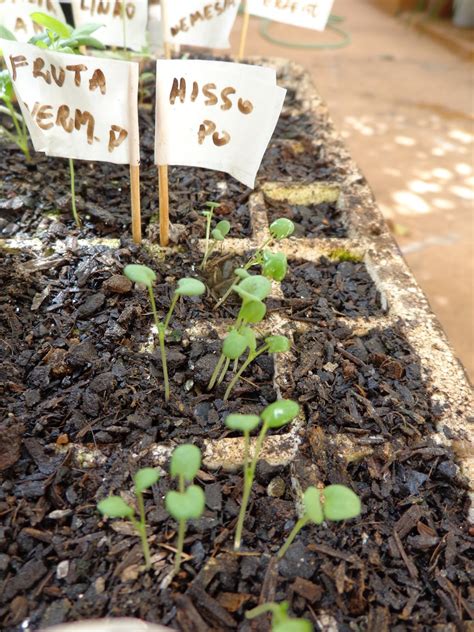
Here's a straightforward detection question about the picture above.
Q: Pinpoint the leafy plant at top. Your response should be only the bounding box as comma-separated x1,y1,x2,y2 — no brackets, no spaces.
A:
225,400,300,550
215,217,295,309
200,201,232,270
246,600,313,632
165,444,205,573
124,264,206,402
97,467,159,569
277,484,361,559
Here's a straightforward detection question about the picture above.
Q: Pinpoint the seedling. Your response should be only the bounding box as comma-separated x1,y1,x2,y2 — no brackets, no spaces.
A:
225,399,299,550
124,264,206,402
207,275,272,391
200,201,231,270
97,467,159,569
277,484,361,559
215,217,294,309
246,601,313,632
165,445,205,573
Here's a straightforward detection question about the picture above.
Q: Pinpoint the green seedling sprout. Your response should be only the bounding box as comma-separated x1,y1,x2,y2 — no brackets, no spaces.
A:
277,484,361,559
97,467,159,569
165,444,205,573
27,12,105,227
246,601,313,632
223,334,290,401
200,201,231,270
124,264,205,402
207,275,271,391
215,217,294,309
225,399,299,550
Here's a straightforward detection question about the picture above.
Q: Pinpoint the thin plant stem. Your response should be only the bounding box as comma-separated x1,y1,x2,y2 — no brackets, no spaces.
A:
208,352,226,390
130,514,151,569
217,356,230,385
68,158,81,227
200,209,214,270
234,423,268,550
148,286,161,332
175,518,186,573
6,101,30,161
163,293,179,331
179,474,185,494
277,516,310,559
158,325,170,402
223,345,268,401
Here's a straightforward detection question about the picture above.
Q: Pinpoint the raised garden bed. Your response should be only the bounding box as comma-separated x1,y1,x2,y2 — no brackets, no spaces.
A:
0,58,472,632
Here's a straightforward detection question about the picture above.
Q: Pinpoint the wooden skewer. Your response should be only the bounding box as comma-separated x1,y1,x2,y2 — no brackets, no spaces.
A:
130,164,142,244
238,0,250,61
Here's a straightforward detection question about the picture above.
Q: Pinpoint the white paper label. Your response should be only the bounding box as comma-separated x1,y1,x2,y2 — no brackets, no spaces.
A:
161,0,239,49
70,0,148,52
0,0,66,40
247,0,334,31
154,60,286,188
1,39,140,165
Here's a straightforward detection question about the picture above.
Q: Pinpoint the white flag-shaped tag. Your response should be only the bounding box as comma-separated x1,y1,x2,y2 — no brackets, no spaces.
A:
0,0,65,41
247,0,334,31
154,60,286,188
70,0,148,52
161,0,239,49
1,40,140,165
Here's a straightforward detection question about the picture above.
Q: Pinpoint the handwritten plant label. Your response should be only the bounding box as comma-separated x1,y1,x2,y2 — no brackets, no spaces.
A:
70,0,148,51
161,0,239,49
0,0,65,40
247,0,334,31
1,39,140,165
154,60,286,188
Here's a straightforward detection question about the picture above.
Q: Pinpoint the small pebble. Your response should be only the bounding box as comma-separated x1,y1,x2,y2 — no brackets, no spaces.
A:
267,476,286,497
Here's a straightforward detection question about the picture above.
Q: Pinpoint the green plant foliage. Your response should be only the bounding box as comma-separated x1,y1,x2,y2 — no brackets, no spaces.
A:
262,251,288,281
246,600,313,631
134,468,160,494
211,220,231,241
124,264,157,287
265,335,290,354
165,485,205,521
261,399,300,428
303,486,324,525
97,496,134,519
234,275,272,303
321,484,361,521
29,12,105,53
223,330,249,360
235,268,251,280
225,414,260,433
269,218,295,240
175,277,206,297
170,444,201,482
238,299,266,324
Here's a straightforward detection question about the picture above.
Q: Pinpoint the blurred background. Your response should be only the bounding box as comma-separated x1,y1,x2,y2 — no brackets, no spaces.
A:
229,0,473,382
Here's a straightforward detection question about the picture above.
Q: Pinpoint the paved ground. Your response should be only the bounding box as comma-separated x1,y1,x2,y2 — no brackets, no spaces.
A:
229,0,474,382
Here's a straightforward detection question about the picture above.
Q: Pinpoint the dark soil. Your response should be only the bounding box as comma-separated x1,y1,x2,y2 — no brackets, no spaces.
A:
0,64,472,632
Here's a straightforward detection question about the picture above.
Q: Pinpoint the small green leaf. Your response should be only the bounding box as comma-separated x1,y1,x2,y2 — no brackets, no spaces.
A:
30,12,72,38
223,330,248,360
215,220,230,237
269,218,295,241
322,485,361,522
235,275,271,302
133,468,159,494
205,201,220,211
225,413,260,433
235,268,250,280
97,496,134,519
262,251,287,282
0,70,13,102
165,485,205,521
238,299,266,324
261,399,299,429
170,444,201,481
240,326,257,352
71,22,104,37
175,277,206,297
124,264,156,288
265,335,290,354
211,228,225,241
303,487,324,525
